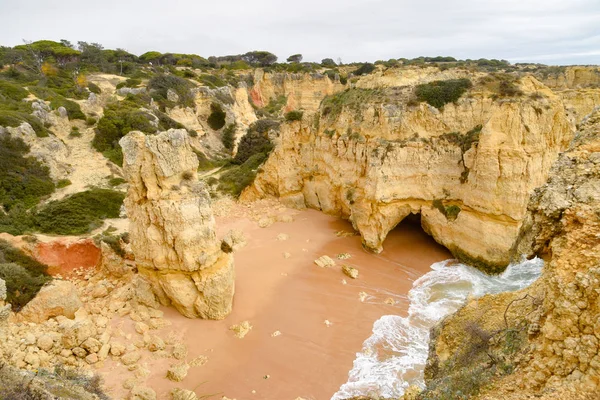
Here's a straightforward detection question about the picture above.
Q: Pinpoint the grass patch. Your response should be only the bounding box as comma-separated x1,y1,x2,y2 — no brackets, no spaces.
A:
108,177,126,187
221,123,236,150
321,88,382,120
234,129,273,165
147,73,195,109
432,199,461,221
56,179,72,188
218,152,269,197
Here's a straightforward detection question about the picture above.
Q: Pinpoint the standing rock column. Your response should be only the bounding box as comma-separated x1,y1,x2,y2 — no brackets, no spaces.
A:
120,129,234,319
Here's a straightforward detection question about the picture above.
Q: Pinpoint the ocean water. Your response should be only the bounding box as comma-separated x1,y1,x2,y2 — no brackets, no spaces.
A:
332,257,544,399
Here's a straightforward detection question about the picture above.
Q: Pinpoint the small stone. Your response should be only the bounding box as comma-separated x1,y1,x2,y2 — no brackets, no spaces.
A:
121,351,141,366
37,335,53,351
314,255,335,268
91,285,109,298
189,355,208,367
283,252,291,259
276,233,289,241
172,343,188,360
123,378,137,390
148,335,165,352
85,353,99,364
72,347,87,358
324,320,332,327
167,363,190,382
135,322,149,334
110,342,126,356
171,388,198,400
82,337,102,353
258,217,273,228
359,292,368,302
130,385,156,400
337,253,351,260
229,321,252,339
271,331,281,337
342,265,359,279
384,297,396,305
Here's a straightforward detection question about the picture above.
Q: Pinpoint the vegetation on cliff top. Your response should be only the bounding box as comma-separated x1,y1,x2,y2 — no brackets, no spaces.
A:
414,78,472,109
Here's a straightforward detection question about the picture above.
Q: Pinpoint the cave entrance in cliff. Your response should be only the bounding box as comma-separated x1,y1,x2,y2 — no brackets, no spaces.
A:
382,213,452,269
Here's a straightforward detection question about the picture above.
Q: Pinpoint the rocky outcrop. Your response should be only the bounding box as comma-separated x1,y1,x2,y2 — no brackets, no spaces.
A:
244,73,574,270
249,69,346,112
0,122,71,180
120,129,235,319
423,108,600,399
17,280,82,323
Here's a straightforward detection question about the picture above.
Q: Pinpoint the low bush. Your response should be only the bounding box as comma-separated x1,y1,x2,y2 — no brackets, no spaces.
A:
207,102,226,130
234,130,273,165
56,179,72,188
221,123,236,150
353,63,376,76
87,82,101,94
93,101,156,165
116,78,142,89
34,189,125,235
0,80,28,101
321,88,382,119
108,177,126,186
218,152,269,197
284,110,303,121
68,126,82,138
0,239,50,310
147,74,195,109
415,78,472,109
0,109,49,137
0,263,50,310
0,136,54,211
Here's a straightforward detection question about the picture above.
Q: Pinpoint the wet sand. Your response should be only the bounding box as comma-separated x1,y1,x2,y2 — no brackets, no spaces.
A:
101,208,450,399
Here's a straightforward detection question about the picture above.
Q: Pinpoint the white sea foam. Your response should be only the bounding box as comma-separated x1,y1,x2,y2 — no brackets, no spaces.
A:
332,257,544,400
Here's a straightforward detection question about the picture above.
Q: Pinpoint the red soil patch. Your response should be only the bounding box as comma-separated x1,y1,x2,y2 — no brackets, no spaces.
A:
34,239,101,276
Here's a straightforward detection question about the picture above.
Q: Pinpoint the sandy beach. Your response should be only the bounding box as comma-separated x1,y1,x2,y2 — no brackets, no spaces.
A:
100,205,451,399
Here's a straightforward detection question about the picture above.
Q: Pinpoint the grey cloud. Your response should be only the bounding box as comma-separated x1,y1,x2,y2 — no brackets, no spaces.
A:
0,0,598,65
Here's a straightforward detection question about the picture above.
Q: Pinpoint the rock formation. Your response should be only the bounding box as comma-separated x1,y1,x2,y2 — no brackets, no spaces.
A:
244,72,574,270
422,108,600,399
120,129,235,319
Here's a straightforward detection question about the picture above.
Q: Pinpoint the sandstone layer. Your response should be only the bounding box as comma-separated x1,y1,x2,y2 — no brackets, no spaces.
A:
120,129,234,319
244,72,575,270
422,108,600,399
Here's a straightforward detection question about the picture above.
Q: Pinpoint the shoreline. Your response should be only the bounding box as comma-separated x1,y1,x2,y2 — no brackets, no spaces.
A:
100,205,451,399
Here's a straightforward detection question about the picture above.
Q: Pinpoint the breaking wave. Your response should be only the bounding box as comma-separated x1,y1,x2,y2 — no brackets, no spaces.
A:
332,257,544,399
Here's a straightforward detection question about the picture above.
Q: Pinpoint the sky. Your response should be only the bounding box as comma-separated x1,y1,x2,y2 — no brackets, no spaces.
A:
0,0,599,65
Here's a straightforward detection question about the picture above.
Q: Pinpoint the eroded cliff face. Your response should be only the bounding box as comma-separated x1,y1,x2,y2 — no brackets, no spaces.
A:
244,73,574,270
120,129,234,319
250,69,346,112
423,109,600,400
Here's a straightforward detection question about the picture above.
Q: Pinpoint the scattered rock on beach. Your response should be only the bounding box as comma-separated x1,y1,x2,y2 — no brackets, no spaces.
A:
229,321,253,339
314,255,335,268
342,265,359,279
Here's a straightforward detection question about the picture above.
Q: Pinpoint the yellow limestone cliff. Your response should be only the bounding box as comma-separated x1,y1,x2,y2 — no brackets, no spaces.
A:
120,129,234,319
244,73,574,270
422,108,600,400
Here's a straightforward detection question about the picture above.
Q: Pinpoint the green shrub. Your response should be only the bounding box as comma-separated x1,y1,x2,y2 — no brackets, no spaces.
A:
260,95,287,116
68,126,82,138
56,179,72,188
0,136,54,211
415,78,472,109
116,78,141,89
0,110,49,137
284,110,303,122
207,102,226,130
248,119,280,134
34,189,125,235
87,82,101,94
0,239,48,276
218,152,269,197
321,88,381,119
147,74,195,109
49,96,86,120
354,63,376,76
234,130,273,165
0,80,28,101
86,116,97,126
197,74,227,88
221,123,236,150
93,101,156,165
108,177,126,186
432,199,461,221
0,263,50,310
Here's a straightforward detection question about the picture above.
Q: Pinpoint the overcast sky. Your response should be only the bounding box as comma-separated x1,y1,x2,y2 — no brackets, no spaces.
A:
1,0,599,65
